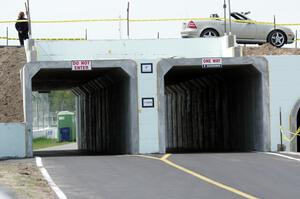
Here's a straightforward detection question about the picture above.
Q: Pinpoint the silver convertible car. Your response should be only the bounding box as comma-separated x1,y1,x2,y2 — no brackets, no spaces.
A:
181,12,295,48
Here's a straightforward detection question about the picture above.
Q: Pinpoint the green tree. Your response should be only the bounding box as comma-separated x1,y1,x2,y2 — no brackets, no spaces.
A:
49,90,75,112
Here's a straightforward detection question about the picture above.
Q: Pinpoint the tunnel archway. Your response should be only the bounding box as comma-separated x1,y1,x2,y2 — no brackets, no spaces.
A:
289,99,300,152
158,58,270,153
23,60,138,157
297,110,300,152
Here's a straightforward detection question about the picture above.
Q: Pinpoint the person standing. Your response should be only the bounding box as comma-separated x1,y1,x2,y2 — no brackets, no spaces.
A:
15,11,29,46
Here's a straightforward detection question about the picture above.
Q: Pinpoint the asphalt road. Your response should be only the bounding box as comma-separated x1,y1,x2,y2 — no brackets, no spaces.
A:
40,153,300,199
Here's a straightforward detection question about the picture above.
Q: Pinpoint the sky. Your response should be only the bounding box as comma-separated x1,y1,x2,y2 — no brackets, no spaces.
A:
1,0,300,46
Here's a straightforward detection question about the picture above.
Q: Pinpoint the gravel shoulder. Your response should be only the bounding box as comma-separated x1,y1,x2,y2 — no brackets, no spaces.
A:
243,43,300,56
0,158,55,199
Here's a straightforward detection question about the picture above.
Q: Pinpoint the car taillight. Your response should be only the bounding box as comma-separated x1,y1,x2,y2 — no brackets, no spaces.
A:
188,21,197,29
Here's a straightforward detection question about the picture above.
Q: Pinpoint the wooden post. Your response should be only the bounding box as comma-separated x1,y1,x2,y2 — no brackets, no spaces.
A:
85,29,88,40
273,15,276,30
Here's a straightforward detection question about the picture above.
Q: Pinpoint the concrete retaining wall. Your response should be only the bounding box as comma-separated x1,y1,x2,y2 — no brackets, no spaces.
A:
0,123,26,158
28,36,236,61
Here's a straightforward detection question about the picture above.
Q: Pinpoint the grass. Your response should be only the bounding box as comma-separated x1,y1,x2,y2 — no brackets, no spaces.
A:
33,137,73,150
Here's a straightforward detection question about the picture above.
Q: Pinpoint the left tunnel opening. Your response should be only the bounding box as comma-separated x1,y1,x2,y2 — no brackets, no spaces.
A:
31,67,137,155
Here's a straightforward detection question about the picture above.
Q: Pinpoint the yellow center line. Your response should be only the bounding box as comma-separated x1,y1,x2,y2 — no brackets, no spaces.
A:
160,153,172,160
131,154,161,161
135,154,258,199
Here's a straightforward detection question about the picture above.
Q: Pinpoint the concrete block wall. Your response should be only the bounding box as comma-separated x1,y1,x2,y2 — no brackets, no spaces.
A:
0,123,26,158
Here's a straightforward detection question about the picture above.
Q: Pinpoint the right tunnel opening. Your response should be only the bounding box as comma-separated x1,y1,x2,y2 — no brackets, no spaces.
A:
164,65,264,152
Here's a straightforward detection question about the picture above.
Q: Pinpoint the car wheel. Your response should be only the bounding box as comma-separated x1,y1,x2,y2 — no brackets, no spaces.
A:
268,30,286,48
200,29,219,38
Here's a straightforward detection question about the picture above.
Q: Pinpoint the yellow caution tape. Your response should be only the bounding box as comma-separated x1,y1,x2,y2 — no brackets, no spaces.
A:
0,19,29,23
32,18,127,23
35,38,85,41
129,17,225,22
277,23,300,26
280,126,300,142
0,18,212,23
0,18,126,24
0,36,18,40
1,35,299,42
0,36,85,41
1,17,300,26
0,17,284,25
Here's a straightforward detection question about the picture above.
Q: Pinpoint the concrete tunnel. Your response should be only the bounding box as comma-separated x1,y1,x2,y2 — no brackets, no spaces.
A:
23,57,270,156
22,60,138,156
157,58,270,153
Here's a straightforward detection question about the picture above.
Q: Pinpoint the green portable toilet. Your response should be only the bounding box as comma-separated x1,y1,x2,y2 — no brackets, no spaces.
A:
57,111,76,142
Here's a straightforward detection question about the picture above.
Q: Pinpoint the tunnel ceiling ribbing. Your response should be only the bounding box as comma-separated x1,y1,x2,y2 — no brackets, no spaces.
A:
164,65,263,152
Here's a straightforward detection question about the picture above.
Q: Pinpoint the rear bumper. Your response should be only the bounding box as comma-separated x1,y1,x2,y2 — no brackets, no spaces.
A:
287,33,295,44
180,29,199,38
287,37,295,44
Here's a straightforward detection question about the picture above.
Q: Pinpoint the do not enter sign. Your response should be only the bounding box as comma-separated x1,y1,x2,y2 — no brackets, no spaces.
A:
72,60,92,71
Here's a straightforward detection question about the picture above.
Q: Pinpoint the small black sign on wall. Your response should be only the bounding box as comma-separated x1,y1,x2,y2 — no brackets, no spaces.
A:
142,98,154,108
141,63,153,73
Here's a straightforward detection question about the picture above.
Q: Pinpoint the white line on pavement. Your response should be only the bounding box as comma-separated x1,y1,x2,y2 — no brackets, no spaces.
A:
265,152,300,162
280,151,300,156
35,157,68,199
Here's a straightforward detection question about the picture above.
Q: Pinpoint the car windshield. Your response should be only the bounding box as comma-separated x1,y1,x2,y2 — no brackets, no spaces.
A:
231,13,251,21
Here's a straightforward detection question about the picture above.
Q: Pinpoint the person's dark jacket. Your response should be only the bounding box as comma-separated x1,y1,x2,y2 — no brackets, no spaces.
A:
15,17,29,33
